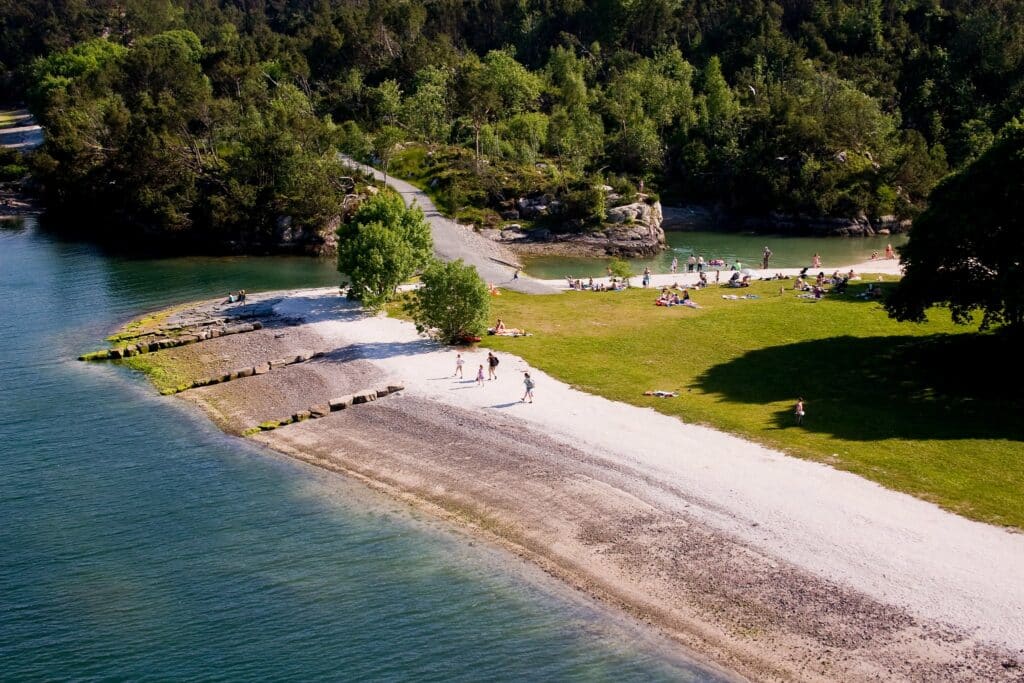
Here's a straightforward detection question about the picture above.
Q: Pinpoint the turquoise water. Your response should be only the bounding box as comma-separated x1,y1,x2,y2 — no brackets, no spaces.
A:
0,219,723,681
523,230,908,279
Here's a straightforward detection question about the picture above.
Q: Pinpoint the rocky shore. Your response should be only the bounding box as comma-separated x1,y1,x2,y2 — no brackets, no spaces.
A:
482,200,668,258
86,288,1024,683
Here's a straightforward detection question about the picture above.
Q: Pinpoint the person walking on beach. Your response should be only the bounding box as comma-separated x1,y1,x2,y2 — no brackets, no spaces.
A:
487,352,499,380
795,397,806,425
687,255,697,272
812,253,822,268
522,372,535,403
762,246,772,269
513,268,520,280
642,266,651,288
476,364,485,386
885,243,895,260
454,353,464,378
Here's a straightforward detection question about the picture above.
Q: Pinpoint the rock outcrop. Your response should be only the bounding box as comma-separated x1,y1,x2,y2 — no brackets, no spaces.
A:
486,200,667,257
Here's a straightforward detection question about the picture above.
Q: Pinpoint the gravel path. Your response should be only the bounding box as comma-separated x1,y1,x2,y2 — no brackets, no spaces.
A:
341,157,556,294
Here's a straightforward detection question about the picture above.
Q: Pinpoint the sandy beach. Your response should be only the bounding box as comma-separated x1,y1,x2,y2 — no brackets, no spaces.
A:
110,275,1024,683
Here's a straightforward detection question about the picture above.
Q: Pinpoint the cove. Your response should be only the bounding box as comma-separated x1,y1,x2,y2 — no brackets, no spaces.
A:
523,230,908,279
0,219,725,681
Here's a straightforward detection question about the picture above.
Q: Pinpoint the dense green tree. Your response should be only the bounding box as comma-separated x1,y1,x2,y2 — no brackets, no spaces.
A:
408,258,490,343
10,0,1024,250
336,192,433,308
887,120,1024,331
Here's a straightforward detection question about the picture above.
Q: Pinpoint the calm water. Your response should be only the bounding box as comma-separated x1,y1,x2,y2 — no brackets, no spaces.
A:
0,219,723,681
524,230,908,279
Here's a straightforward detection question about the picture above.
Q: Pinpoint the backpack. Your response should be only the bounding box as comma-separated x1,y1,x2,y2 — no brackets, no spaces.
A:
490,355,499,367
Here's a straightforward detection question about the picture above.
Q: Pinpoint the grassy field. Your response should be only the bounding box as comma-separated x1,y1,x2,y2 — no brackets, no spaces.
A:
480,278,1024,528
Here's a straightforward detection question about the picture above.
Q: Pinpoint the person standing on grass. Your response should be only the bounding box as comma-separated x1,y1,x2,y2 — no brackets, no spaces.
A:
522,372,535,403
487,352,499,380
454,353,464,378
476,364,485,387
795,398,806,425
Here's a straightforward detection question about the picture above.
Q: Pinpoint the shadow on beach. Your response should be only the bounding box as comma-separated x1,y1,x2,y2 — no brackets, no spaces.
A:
697,333,1024,442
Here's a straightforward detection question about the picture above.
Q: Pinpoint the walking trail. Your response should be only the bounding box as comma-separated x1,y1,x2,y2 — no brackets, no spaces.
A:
340,157,556,294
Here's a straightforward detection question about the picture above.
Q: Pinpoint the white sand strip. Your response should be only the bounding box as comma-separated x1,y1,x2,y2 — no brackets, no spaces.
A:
274,287,1024,650
540,257,904,290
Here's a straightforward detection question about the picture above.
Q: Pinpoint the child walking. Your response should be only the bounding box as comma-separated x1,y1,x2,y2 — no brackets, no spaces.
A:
795,397,805,425
521,372,535,403
454,353,464,378
476,364,485,387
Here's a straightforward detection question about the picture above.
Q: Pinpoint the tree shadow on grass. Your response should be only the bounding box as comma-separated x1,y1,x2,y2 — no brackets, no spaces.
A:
696,333,1024,442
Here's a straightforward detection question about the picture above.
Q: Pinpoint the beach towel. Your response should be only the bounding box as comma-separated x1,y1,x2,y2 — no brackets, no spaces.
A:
643,390,679,398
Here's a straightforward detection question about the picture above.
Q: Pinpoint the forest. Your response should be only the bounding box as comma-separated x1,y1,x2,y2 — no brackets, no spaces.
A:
1,0,1022,249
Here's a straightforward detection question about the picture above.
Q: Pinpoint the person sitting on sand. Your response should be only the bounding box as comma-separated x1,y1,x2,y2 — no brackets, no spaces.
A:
226,292,237,304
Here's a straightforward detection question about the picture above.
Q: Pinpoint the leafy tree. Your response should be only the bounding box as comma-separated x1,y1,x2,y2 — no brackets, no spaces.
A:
887,120,1024,332
454,51,541,168
402,65,452,144
548,105,604,173
373,125,404,183
699,56,738,139
408,259,490,343
337,192,433,308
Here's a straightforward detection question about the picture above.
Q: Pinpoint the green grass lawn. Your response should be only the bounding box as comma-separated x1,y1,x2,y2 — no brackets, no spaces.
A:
480,278,1024,528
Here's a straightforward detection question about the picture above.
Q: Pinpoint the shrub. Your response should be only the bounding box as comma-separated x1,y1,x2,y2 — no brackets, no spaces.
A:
408,259,491,344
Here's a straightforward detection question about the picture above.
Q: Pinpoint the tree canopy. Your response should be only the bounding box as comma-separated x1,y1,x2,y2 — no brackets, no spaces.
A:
409,259,491,344
336,192,433,309
886,120,1024,332
6,0,1024,249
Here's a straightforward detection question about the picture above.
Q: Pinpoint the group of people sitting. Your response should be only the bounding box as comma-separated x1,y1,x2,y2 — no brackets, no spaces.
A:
566,276,627,292
225,290,247,304
727,271,753,288
791,269,862,299
654,287,698,308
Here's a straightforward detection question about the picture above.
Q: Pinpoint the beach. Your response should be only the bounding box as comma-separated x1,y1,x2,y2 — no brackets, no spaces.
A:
111,280,1024,682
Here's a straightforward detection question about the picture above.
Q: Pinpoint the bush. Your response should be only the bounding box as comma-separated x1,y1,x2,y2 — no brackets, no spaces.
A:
408,259,490,343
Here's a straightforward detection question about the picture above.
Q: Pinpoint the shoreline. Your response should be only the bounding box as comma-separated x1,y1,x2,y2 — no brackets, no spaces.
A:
96,280,1023,682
